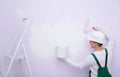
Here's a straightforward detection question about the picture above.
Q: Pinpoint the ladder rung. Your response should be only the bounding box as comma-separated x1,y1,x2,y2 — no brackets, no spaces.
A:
6,55,25,60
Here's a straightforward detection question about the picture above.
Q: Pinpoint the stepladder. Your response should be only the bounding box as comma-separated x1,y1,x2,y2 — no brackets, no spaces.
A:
0,18,32,77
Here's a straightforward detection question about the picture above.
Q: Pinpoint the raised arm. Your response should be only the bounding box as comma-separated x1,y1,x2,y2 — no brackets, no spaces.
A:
92,27,115,51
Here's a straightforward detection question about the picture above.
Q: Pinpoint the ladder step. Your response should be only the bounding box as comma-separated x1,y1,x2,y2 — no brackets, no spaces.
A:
7,55,25,60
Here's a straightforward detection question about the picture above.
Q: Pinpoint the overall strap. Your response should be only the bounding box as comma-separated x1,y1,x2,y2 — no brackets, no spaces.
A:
105,48,108,67
91,48,109,68
89,70,91,77
92,53,102,68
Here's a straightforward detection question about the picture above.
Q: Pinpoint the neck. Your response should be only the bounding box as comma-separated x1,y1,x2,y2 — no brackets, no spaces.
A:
94,46,104,51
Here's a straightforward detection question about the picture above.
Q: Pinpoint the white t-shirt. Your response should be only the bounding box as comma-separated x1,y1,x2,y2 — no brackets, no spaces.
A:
66,31,115,77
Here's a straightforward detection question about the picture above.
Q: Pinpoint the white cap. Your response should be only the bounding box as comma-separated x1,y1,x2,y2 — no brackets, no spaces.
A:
88,31,105,44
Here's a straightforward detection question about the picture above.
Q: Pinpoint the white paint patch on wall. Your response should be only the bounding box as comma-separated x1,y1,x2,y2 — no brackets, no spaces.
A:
29,22,86,59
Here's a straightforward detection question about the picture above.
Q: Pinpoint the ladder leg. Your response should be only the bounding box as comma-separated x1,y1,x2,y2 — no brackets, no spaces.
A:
22,43,32,77
5,42,21,77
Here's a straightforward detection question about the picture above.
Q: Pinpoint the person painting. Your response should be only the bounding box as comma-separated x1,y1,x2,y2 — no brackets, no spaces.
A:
59,27,115,77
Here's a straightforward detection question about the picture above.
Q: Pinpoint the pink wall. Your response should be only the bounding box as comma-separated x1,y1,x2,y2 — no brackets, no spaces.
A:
0,0,120,77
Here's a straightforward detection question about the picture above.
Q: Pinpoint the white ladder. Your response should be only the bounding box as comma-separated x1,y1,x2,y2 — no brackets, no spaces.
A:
0,18,32,77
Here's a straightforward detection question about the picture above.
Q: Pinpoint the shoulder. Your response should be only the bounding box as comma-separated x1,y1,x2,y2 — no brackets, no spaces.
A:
84,54,95,65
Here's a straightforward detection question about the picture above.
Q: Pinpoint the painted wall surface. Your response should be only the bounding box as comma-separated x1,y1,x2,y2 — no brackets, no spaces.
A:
0,0,120,77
